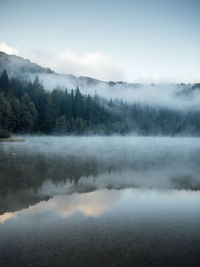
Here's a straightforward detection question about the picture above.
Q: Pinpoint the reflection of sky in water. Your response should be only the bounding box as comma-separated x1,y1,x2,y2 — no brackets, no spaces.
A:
0,190,121,224
0,188,199,226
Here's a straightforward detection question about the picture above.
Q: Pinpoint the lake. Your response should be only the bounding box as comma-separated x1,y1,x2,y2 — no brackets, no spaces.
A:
0,136,200,267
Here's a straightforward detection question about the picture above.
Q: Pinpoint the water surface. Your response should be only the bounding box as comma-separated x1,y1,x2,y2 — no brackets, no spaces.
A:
0,136,200,266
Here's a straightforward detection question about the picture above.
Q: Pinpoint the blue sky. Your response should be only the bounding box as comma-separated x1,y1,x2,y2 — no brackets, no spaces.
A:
0,0,199,82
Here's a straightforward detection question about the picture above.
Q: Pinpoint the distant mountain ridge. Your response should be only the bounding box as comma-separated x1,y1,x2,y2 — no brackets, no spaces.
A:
1,51,200,136
0,51,139,89
0,51,199,100
0,51,54,75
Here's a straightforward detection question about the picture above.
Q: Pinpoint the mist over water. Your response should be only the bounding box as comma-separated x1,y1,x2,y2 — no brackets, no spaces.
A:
0,136,200,266
1,136,200,192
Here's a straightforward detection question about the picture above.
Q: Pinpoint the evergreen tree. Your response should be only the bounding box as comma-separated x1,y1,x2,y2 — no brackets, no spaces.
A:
7,92,20,132
19,93,37,132
0,92,11,130
0,70,9,95
0,70,200,136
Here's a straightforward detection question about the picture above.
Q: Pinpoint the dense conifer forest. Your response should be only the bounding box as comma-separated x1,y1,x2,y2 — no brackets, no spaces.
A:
0,70,200,136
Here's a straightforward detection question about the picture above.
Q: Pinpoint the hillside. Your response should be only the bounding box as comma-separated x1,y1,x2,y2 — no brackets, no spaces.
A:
0,51,54,75
0,51,199,101
0,51,140,90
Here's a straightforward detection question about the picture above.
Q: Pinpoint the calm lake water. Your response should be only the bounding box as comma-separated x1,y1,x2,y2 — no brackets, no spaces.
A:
0,136,200,267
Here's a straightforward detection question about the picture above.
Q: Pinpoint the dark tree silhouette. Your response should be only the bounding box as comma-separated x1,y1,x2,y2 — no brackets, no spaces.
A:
0,70,9,95
0,70,200,136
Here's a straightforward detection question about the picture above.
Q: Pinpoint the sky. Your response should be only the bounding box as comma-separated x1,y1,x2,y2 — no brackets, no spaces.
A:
0,0,199,82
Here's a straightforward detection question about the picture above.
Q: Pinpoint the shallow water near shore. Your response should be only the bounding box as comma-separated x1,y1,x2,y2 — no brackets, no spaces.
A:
0,136,200,267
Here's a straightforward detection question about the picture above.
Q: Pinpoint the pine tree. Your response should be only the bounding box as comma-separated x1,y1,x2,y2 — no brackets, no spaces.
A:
0,92,11,130
19,93,37,132
0,70,9,95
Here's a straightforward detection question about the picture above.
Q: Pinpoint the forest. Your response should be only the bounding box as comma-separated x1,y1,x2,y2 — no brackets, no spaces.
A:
0,70,200,136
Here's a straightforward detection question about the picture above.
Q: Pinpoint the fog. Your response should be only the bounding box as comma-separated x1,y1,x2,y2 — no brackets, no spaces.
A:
1,51,199,111
1,136,200,201
29,73,200,111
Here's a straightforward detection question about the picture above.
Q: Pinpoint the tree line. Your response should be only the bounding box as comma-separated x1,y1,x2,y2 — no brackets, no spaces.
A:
0,70,200,136
0,70,123,135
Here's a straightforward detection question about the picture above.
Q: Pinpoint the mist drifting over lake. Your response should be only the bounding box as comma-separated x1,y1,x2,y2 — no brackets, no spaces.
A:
0,136,200,266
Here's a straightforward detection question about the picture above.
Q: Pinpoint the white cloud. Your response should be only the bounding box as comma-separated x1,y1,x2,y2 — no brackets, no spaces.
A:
51,50,124,81
0,42,198,84
0,42,124,81
0,41,19,55
15,48,124,81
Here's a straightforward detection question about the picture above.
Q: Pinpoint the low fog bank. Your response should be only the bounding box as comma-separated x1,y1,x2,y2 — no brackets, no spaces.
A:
9,68,199,111
1,136,200,214
1,136,200,197
2,135,200,163
1,51,199,111
32,73,200,111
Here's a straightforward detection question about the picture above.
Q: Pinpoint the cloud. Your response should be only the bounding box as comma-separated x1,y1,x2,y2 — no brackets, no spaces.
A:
28,49,124,81
0,41,124,81
0,42,199,84
52,50,124,81
0,41,19,55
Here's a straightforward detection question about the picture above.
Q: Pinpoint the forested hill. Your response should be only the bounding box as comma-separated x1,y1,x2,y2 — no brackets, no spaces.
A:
0,51,199,95
0,51,54,75
0,51,141,90
0,70,200,136
0,70,118,135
